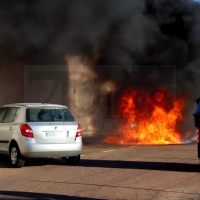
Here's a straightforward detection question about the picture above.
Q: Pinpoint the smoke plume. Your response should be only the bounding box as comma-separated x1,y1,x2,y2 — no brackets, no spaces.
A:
0,0,200,140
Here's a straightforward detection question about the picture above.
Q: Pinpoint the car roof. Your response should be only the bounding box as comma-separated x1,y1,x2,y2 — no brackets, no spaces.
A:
2,103,67,108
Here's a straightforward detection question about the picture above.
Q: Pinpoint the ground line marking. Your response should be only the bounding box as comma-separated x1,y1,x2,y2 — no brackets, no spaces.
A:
103,150,115,153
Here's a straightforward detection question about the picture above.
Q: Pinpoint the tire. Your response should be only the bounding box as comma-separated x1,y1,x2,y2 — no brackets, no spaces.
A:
10,144,25,168
66,155,80,165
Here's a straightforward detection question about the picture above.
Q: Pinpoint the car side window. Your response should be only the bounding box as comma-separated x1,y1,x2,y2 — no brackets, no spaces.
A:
0,107,7,122
4,107,19,123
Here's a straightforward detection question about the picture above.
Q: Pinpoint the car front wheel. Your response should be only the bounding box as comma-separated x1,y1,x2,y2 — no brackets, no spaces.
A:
65,155,80,165
10,144,25,168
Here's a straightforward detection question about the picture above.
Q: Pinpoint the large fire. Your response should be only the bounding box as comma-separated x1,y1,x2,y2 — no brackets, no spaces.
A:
104,88,184,145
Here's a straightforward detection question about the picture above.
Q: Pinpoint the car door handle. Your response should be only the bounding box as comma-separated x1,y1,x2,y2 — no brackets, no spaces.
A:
9,127,13,131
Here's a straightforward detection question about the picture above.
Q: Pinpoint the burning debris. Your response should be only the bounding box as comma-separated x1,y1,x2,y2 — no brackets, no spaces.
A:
104,88,184,145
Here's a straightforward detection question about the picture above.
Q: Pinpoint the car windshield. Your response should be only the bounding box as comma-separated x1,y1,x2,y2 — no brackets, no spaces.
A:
26,107,75,122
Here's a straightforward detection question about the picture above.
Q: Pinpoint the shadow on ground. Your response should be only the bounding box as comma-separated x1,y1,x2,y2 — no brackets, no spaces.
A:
79,159,200,173
0,191,103,200
0,155,50,168
1,155,200,173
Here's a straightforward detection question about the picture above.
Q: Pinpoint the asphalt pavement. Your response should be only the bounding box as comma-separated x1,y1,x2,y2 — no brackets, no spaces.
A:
0,143,200,200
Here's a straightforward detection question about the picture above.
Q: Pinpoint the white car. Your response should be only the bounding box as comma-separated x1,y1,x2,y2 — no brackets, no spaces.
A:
0,103,82,168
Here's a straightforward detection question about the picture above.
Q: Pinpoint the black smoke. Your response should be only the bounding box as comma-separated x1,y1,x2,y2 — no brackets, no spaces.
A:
88,0,200,139
0,0,200,139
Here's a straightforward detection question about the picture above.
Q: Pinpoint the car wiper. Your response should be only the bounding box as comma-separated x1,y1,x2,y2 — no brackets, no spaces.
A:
53,118,65,121
39,118,57,121
39,118,67,121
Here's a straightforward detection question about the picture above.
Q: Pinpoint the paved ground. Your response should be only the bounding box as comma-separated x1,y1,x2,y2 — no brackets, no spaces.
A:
0,143,200,199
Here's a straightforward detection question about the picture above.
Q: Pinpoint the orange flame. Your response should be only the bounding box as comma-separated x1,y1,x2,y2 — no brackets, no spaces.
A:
104,88,184,145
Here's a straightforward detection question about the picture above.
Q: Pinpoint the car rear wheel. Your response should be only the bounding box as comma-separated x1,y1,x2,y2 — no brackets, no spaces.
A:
65,155,80,165
10,144,25,168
